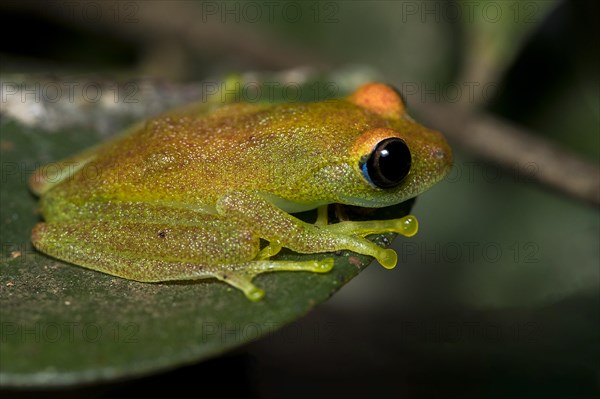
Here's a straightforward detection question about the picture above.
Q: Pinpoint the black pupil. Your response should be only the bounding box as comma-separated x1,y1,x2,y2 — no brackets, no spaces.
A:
366,138,411,188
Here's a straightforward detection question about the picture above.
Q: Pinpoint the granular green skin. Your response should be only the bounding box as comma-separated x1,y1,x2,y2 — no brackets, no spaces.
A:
29,83,452,301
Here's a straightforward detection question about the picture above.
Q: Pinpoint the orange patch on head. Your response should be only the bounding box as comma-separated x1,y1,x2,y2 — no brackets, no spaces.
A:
349,83,405,119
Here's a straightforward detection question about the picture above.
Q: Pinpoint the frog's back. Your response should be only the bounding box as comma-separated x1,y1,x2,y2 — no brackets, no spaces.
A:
40,103,268,205
42,99,381,209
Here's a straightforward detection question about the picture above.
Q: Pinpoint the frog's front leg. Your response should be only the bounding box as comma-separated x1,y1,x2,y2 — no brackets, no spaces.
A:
32,219,333,301
216,192,401,268
324,216,418,238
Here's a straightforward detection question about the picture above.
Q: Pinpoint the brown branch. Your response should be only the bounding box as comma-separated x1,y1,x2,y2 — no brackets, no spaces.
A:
414,102,600,207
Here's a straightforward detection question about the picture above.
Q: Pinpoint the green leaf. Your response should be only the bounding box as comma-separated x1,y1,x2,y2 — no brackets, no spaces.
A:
0,110,413,386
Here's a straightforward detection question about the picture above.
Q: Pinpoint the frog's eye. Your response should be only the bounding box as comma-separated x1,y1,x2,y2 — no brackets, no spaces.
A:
362,138,411,188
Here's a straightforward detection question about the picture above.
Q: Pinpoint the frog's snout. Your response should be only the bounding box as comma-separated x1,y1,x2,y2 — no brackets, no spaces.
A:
427,129,453,178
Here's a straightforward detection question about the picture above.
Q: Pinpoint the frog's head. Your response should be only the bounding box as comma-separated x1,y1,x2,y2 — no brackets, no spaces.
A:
305,83,453,208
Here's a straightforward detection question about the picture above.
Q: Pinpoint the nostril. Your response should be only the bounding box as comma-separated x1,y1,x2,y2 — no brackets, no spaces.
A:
433,147,446,160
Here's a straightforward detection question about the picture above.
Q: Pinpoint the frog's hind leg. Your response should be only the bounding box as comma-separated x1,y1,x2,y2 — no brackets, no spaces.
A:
32,222,333,301
210,258,334,301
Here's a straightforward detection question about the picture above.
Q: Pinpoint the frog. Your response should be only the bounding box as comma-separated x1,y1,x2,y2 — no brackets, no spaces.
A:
29,82,452,301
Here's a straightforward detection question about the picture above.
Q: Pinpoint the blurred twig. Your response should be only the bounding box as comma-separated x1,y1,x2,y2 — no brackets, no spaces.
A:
428,0,599,207
414,102,600,207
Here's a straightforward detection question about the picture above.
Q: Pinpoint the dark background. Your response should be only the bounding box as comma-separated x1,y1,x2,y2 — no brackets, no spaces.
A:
1,1,598,398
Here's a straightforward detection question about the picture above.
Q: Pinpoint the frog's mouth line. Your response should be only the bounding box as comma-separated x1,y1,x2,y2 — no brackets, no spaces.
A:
336,194,408,209
259,192,329,214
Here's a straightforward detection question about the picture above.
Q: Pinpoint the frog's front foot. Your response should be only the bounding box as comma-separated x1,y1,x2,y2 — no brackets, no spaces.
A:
379,249,398,269
324,215,419,238
317,215,418,269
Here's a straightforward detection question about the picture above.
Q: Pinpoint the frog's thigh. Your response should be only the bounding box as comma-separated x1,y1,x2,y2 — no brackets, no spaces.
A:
31,222,333,301
32,220,259,265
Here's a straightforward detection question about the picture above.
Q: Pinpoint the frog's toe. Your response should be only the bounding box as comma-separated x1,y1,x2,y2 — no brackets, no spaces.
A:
245,286,265,302
398,215,418,237
215,271,266,301
315,258,335,273
379,249,397,269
